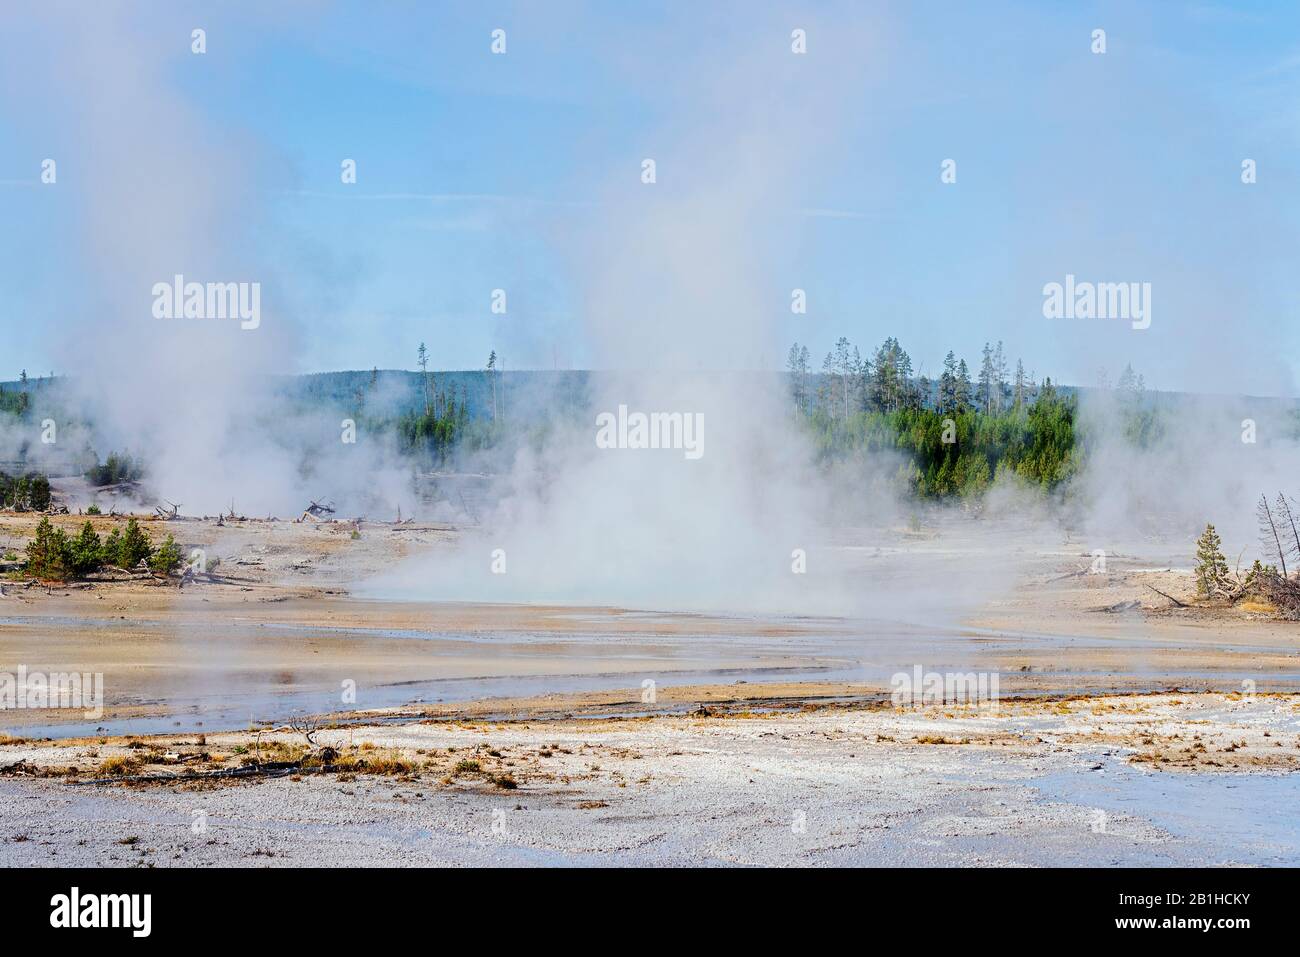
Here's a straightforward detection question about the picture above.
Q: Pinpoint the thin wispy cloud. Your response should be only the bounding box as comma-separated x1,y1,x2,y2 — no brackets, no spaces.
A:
277,189,598,208
795,206,870,220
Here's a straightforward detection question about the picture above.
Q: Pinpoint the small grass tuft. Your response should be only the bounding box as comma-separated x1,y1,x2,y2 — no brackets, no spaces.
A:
96,754,142,776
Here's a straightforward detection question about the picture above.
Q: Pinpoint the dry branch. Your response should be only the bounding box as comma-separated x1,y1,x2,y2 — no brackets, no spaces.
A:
1144,584,1187,608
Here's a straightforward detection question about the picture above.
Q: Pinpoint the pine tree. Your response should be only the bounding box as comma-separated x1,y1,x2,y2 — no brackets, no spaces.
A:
833,337,853,418
68,521,103,578
992,341,1009,413
871,337,914,412
149,534,183,575
115,518,154,569
798,345,810,411
1013,359,1027,411
821,350,838,421
28,474,51,511
787,343,809,412
955,359,973,411
417,343,432,416
24,517,70,579
939,351,958,413
850,345,866,412
1194,524,1230,597
897,344,916,408
1116,364,1145,396
976,342,994,414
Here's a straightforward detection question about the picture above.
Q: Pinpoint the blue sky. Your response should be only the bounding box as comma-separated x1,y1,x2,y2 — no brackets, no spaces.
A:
2,1,1299,394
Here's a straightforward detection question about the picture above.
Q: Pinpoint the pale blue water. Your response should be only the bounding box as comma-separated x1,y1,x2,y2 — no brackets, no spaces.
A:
1031,762,1300,866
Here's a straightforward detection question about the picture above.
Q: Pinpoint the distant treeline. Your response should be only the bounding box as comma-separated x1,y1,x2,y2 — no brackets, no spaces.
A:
3,343,1178,502
298,349,590,465
789,337,1082,499
298,351,517,464
1,376,148,488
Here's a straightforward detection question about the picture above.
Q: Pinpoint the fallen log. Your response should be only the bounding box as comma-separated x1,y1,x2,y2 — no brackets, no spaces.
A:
1045,569,1087,583
72,760,308,786
71,758,349,786
1145,584,1188,608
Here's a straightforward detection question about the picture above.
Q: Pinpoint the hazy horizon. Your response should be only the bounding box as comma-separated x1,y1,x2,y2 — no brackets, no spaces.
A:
3,1,1299,396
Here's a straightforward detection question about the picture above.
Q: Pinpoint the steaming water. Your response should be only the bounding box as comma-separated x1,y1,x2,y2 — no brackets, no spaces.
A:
5,604,1298,739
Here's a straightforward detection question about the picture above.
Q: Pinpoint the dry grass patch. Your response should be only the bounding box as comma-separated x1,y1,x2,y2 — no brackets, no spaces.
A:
96,754,143,776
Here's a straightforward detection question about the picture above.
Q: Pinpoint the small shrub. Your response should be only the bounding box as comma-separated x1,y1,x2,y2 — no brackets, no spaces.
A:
148,534,182,575
2,471,52,512
85,452,143,487
1194,524,1230,598
24,517,70,579
114,518,153,569
27,474,51,511
100,528,121,566
67,522,104,578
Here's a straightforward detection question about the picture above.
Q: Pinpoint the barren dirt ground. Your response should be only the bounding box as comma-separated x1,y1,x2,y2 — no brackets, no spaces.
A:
2,690,1297,866
2,511,1298,865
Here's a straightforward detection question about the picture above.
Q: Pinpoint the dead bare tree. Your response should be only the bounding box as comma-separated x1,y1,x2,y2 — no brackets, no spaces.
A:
1276,493,1300,569
296,498,336,522
1257,494,1288,577
154,500,179,520
1258,571,1300,619
1247,492,1300,618
287,713,321,747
